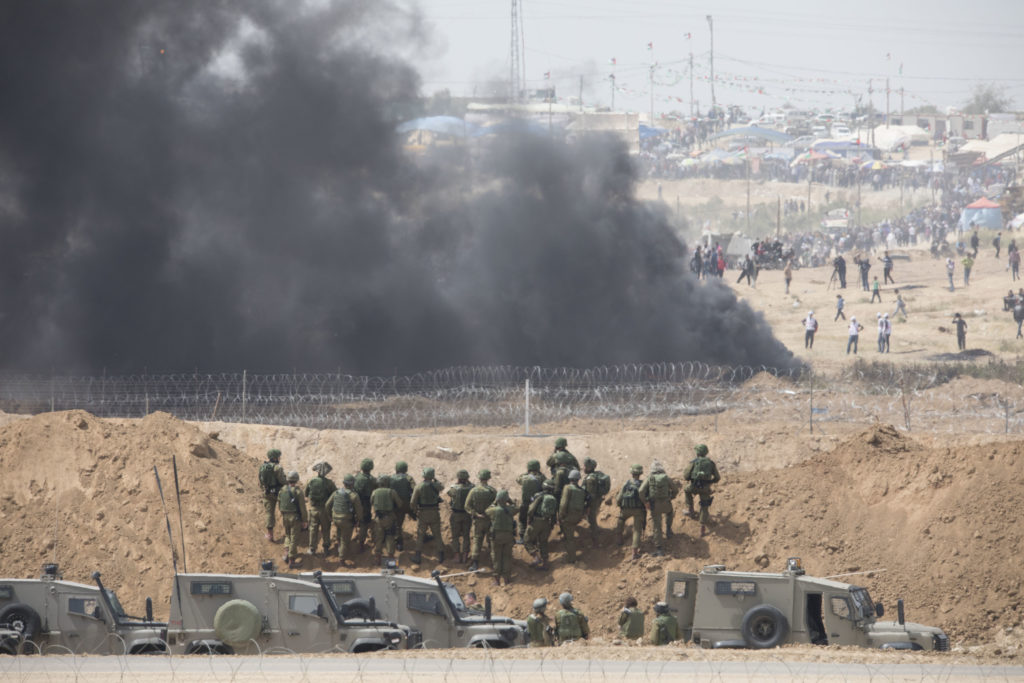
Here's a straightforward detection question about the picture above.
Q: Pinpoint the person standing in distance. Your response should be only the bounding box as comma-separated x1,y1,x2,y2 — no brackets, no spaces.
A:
278,471,308,568
683,444,721,537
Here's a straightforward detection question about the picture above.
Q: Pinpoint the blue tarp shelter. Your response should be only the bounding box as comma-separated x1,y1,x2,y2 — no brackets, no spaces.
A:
709,126,794,145
959,197,1004,230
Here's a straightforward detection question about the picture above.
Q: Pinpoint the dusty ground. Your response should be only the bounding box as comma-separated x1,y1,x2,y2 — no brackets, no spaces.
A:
2,178,1023,668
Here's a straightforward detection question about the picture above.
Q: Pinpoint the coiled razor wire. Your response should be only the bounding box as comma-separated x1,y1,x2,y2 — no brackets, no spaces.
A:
0,363,1021,433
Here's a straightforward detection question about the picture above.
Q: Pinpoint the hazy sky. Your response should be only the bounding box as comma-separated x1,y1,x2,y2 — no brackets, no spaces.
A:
413,0,1024,116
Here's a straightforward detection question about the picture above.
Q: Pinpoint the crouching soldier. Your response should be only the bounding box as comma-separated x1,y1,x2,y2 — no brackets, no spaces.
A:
527,597,555,647
555,592,589,644
650,601,680,645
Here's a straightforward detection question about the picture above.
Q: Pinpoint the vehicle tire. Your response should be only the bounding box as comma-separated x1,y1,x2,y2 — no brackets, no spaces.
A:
340,598,374,620
740,604,789,649
0,603,41,653
213,600,262,645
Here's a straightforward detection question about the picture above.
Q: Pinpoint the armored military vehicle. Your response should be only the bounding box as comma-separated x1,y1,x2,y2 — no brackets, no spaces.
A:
303,566,527,648
0,564,166,654
165,562,418,654
664,558,949,651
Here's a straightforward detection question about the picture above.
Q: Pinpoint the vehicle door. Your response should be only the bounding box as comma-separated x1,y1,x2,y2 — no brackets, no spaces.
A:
56,593,113,654
664,572,698,641
823,593,862,646
278,590,334,652
398,587,451,648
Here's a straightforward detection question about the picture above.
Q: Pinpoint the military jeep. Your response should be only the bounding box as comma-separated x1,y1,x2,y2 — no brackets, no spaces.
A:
166,561,418,654
0,564,166,654
665,558,949,651
303,567,527,648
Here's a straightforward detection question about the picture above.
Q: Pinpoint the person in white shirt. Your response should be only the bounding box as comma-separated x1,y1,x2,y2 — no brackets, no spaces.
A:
802,311,818,349
846,316,864,355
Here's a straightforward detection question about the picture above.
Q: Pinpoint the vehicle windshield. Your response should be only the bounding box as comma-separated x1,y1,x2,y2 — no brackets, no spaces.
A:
444,584,466,611
850,587,875,621
104,589,127,618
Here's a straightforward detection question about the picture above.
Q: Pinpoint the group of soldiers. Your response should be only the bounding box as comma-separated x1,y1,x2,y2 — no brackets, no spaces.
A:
524,593,680,647
258,438,721,577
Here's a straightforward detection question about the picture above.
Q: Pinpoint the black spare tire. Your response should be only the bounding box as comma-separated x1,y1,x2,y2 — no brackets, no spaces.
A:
0,603,41,654
740,604,789,649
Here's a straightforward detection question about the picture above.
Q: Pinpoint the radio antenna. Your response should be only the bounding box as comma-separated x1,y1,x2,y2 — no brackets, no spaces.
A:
171,454,188,573
154,465,184,623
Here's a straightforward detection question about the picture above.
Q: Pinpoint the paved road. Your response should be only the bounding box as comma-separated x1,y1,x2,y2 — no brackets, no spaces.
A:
3,655,1024,682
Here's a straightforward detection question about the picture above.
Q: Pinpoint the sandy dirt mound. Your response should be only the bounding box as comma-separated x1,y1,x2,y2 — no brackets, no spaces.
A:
1,411,1022,654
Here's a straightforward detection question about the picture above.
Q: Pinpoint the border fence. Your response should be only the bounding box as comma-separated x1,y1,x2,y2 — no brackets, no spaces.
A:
0,362,1021,434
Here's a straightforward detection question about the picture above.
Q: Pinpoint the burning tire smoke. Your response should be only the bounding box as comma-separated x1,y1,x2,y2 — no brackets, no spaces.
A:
0,1,797,374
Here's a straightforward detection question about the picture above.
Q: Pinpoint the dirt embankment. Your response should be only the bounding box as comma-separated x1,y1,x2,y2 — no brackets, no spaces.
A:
1,411,1022,656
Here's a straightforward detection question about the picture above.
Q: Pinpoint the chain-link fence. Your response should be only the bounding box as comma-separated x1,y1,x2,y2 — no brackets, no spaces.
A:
0,363,1020,434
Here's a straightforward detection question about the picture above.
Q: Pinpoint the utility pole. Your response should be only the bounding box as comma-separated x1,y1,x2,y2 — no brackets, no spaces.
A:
688,33,694,119
509,0,525,101
706,15,716,117
867,79,875,147
649,63,655,127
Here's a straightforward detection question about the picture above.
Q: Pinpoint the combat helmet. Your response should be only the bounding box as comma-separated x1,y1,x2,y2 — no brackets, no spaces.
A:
360,458,374,472
533,597,548,612
395,461,408,473
267,448,282,462
342,474,355,487
495,489,510,504
286,470,300,483
478,469,491,481
654,601,669,615
559,592,573,607
583,457,596,472
456,469,470,481
554,437,568,449
630,464,643,476
377,475,391,488
422,466,435,479
694,444,709,457
567,469,581,482
527,459,541,473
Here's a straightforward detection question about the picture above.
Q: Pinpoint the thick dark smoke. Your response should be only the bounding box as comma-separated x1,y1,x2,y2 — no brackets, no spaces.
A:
0,1,797,374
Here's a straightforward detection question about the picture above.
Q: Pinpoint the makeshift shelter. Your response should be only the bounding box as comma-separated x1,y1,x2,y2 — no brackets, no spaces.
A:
959,197,1004,231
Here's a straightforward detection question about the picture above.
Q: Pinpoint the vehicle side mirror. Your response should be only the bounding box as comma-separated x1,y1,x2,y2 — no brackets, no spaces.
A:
368,596,376,622
146,597,153,622
484,596,492,621
875,602,884,618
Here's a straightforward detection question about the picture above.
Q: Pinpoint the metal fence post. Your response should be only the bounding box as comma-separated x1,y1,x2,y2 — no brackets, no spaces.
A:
242,370,247,423
524,379,531,435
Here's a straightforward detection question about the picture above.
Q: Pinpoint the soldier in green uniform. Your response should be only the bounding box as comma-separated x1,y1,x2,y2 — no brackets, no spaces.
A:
547,438,578,502
615,465,646,560
370,475,402,563
582,457,611,547
485,489,517,586
305,462,337,556
682,444,721,537
617,597,645,640
446,470,474,565
515,460,546,541
639,460,678,557
411,467,445,564
650,601,680,645
325,474,362,566
526,598,554,647
558,469,588,565
258,448,287,541
278,471,308,568
555,592,589,643
524,480,558,569
390,461,415,551
466,470,496,571
352,458,377,553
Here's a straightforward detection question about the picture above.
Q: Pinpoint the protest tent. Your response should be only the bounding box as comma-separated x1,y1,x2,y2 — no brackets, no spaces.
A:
959,197,1003,230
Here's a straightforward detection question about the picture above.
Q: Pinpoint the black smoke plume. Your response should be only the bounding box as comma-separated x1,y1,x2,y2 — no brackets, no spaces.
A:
0,1,797,374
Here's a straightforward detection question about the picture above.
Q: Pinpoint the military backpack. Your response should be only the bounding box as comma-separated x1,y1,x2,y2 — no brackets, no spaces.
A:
537,494,558,519
448,483,472,512
391,473,414,502
490,506,515,533
278,485,299,514
259,462,280,495
353,473,375,500
619,480,643,508
306,476,332,507
689,456,715,483
331,490,355,522
371,488,395,513
557,610,583,640
589,471,611,497
649,473,672,500
564,485,587,513
416,481,442,506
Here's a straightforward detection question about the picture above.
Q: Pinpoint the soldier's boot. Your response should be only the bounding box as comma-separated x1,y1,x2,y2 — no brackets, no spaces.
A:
665,526,673,540
616,535,624,547
631,548,641,561
652,548,664,557
493,577,501,587
700,524,708,537
412,551,422,564
468,560,479,572
266,528,274,542
687,507,697,520
396,535,404,551
529,553,543,568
